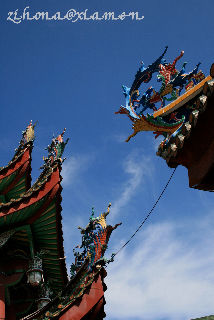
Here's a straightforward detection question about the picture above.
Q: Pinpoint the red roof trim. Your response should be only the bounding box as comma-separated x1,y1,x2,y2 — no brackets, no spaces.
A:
0,147,31,180
26,184,59,225
55,185,68,287
0,168,59,217
59,273,104,320
2,160,30,195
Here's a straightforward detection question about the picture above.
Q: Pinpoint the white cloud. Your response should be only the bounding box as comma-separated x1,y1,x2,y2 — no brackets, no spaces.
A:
105,218,214,320
61,154,94,186
110,150,154,217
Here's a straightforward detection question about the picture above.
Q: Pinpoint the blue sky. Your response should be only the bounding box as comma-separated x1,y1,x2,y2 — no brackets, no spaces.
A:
1,1,214,319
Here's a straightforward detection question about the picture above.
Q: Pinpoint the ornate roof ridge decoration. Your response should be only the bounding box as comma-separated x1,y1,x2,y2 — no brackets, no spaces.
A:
0,121,37,173
0,140,68,299
156,67,214,191
21,267,106,320
156,78,213,154
0,159,57,209
0,130,68,210
20,204,121,320
13,120,37,159
115,47,206,141
71,203,121,276
40,128,69,170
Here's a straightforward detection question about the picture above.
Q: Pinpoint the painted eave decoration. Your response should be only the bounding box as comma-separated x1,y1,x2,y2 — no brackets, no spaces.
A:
156,64,214,191
0,126,120,320
21,265,107,320
0,121,37,204
0,127,69,306
21,204,121,320
116,47,214,191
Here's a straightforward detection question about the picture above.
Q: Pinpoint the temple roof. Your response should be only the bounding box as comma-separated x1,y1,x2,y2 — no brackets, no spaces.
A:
21,265,107,320
156,64,214,190
0,121,36,204
20,204,121,320
115,49,214,191
115,47,207,142
0,128,69,301
153,75,212,118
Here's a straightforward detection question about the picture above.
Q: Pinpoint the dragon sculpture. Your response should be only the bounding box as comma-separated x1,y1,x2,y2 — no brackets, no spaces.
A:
13,120,37,158
116,47,205,142
40,205,121,320
41,128,69,169
70,203,121,277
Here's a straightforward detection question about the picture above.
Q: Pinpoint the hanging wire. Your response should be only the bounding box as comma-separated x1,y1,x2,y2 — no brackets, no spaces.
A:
111,167,177,259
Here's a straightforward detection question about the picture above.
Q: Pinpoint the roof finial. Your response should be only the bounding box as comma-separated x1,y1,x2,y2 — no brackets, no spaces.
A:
40,129,69,169
14,121,37,157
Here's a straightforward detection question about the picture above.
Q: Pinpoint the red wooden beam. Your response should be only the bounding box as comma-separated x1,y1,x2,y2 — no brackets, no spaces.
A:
59,274,104,320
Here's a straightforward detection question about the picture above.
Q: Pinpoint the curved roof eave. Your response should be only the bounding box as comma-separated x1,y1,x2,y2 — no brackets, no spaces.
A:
0,144,33,199
0,161,68,289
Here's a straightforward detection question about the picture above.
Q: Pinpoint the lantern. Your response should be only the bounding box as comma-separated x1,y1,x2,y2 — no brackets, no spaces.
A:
36,283,52,310
27,254,43,287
